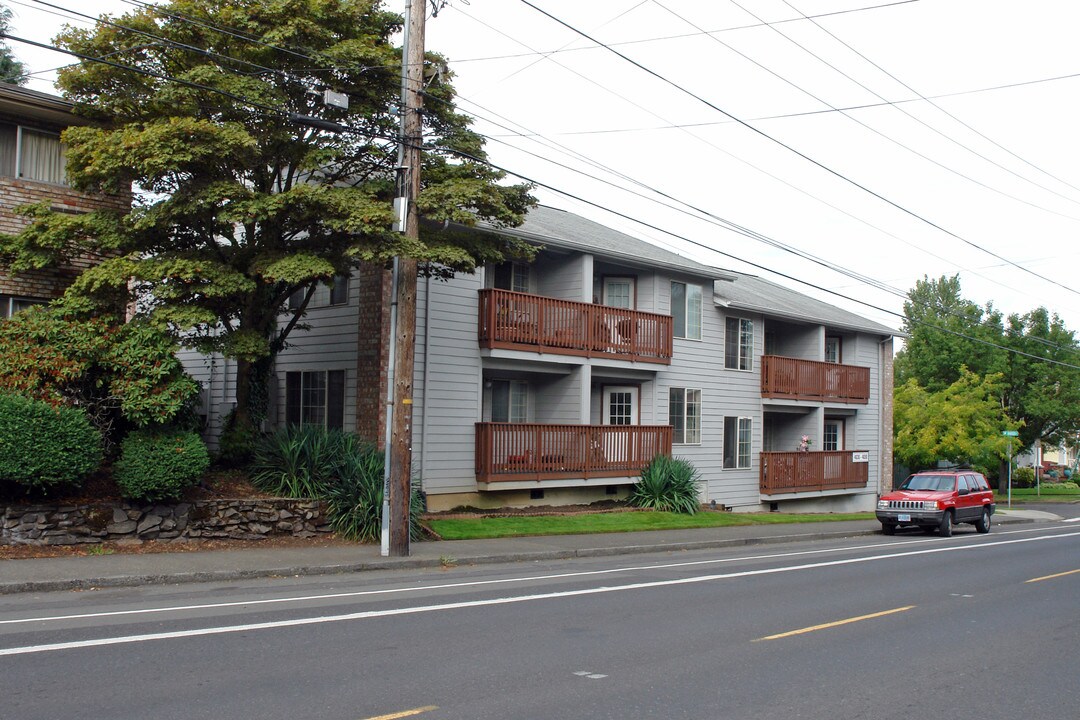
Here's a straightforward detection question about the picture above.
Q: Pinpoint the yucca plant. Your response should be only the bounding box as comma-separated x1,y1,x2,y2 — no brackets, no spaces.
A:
629,454,701,514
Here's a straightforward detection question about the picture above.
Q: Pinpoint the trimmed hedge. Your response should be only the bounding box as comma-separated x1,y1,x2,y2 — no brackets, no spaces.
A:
0,392,102,494
114,430,210,502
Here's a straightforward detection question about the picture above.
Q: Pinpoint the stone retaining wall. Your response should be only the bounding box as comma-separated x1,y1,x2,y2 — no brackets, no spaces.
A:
1,499,332,546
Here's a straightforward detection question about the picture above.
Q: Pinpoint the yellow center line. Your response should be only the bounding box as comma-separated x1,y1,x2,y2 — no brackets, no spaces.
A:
755,605,916,642
1026,568,1080,583
361,706,438,720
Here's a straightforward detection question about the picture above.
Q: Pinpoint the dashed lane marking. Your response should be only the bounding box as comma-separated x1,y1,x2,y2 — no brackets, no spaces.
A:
360,706,438,720
1025,568,1080,583
755,606,915,641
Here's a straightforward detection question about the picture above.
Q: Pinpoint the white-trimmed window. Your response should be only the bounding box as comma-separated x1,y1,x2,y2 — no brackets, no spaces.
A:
492,262,530,293
285,370,345,428
824,420,844,451
723,416,752,469
671,281,702,340
0,123,67,185
725,317,753,370
1,294,47,318
288,274,351,311
669,388,701,445
490,380,528,423
825,335,841,363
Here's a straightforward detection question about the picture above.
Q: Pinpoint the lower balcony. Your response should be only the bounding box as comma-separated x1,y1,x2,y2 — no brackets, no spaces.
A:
476,422,672,483
760,451,869,495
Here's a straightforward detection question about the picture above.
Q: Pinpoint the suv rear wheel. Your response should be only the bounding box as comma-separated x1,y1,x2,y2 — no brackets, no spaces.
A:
975,507,991,534
938,510,953,537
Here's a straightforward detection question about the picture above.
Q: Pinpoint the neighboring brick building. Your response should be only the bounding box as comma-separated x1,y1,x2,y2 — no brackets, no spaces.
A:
0,81,129,317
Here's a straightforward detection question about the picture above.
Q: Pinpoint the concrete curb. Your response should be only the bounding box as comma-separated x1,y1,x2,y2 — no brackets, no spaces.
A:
0,518,1040,595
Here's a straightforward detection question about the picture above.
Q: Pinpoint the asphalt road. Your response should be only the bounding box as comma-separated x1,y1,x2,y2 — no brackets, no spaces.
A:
2,520,1078,720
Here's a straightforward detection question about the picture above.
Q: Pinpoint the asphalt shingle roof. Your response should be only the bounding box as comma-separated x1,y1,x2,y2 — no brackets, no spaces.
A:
482,205,734,281
714,272,898,335
480,204,898,336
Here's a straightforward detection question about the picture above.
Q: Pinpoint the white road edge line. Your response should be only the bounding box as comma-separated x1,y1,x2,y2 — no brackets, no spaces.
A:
1,523,1071,627
2,530,1077,657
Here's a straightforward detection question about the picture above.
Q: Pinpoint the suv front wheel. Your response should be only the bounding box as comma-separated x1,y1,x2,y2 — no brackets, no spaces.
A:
938,510,953,537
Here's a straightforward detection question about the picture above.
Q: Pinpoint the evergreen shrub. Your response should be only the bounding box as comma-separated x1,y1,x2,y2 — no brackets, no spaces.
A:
1012,466,1035,488
0,392,102,494
114,430,210,502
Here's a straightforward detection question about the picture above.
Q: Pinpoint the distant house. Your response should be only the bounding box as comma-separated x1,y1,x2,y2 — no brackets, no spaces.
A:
0,81,129,316
184,205,897,512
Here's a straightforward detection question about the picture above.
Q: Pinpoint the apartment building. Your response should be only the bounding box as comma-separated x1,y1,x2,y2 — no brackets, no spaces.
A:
0,82,128,316
187,205,896,512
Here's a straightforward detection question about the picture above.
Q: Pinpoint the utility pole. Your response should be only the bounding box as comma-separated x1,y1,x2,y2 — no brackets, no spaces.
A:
386,0,426,556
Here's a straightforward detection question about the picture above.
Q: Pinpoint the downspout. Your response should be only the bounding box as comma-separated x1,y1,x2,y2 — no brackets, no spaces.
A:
419,273,432,485
879,335,895,495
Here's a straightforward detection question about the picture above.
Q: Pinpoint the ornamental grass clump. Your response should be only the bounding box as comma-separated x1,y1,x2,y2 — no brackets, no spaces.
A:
249,424,350,498
249,425,425,542
629,454,701,514
323,440,425,543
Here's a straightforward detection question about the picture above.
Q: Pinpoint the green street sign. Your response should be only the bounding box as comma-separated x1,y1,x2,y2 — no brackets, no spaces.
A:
1002,430,1019,437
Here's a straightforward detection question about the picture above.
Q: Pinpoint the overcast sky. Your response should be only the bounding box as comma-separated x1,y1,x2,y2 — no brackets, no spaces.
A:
7,0,1080,334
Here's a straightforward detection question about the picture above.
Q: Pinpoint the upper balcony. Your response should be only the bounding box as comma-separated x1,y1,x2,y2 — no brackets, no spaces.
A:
760,355,870,404
478,288,673,364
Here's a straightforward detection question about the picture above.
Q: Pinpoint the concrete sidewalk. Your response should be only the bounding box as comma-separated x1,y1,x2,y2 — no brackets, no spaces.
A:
0,509,1054,595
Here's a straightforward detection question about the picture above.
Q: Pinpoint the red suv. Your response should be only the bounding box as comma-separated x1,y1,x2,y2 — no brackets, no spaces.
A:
877,470,995,536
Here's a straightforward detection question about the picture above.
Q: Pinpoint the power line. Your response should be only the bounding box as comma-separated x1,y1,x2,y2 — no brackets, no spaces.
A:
448,0,922,65
31,0,968,306
517,0,1080,301
22,0,952,307
483,69,1080,138
440,93,1080,356
443,10,1040,302
9,4,1064,335
749,0,1080,207
780,0,1080,202
7,28,1080,368
651,0,1080,221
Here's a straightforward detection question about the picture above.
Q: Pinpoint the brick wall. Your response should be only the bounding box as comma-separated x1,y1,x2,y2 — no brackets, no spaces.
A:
355,262,392,447
0,176,130,301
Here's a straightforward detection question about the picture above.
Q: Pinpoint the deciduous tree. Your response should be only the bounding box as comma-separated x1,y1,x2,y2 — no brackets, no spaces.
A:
0,4,27,85
0,0,534,444
894,370,1015,476
894,274,1005,390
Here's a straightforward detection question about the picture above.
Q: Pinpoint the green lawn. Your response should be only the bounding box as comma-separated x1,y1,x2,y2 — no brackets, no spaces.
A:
426,510,875,540
995,485,1080,503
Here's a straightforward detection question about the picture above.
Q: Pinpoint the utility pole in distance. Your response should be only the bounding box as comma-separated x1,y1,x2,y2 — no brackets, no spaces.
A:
388,0,426,556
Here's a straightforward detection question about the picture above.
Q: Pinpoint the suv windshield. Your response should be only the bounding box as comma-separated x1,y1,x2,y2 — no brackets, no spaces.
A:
899,474,956,492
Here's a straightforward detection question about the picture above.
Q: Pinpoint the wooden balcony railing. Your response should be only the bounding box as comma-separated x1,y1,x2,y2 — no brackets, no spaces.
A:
476,422,673,483
760,355,870,403
760,451,869,495
478,288,673,364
